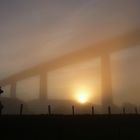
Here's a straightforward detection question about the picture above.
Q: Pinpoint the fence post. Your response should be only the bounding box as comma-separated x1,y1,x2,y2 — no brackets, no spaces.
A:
20,104,23,116
0,101,3,116
92,106,94,115
135,107,138,114
108,106,111,115
72,105,75,116
48,105,51,115
123,107,126,114
0,87,4,116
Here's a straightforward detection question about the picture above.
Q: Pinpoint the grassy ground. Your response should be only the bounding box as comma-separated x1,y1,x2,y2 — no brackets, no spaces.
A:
0,114,140,140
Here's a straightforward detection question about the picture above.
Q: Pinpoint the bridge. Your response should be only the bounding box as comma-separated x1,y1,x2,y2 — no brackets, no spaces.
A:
0,29,140,106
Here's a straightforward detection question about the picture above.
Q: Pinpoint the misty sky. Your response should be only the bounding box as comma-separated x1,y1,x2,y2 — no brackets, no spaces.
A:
0,0,140,107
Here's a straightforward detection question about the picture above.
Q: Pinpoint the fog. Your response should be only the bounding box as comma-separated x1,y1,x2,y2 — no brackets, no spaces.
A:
0,0,140,114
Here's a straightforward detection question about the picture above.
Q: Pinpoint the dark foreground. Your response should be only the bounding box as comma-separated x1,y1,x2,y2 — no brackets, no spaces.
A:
0,114,140,140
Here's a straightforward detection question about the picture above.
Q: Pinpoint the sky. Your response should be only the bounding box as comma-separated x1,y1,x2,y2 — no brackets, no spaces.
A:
0,0,140,110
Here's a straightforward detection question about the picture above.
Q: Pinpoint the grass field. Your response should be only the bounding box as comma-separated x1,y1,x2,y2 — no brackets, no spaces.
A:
0,114,140,139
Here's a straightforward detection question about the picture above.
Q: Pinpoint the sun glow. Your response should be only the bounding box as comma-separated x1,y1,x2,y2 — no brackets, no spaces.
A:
75,88,91,104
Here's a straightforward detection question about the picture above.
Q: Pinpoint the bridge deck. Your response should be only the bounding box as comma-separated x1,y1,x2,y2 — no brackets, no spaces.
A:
0,29,139,86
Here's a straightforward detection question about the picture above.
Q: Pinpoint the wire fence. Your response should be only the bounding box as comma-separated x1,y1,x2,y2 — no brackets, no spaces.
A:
5,104,139,116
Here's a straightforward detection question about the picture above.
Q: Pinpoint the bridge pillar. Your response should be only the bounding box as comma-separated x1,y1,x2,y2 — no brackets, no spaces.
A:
40,71,47,101
101,53,113,106
10,82,17,98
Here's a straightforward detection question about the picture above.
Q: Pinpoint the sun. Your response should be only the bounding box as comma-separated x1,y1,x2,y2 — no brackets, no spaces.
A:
75,88,90,104
78,93,88,104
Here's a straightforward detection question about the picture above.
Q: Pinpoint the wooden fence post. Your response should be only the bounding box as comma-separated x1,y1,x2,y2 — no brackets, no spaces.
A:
135,107,138,114
123,107,126,114
20,104,23,116
0,87,4,116
48,105,51,115
92,106,94,115
72,105,75,116
108,106,111,115
0,101,3,116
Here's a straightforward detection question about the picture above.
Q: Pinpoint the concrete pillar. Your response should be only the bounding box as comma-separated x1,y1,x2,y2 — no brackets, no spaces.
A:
40,71,47,100
101,53,113,106
11,82,17,98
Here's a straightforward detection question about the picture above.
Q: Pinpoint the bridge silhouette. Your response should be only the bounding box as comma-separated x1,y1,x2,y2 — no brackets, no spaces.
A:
0,29,140,107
